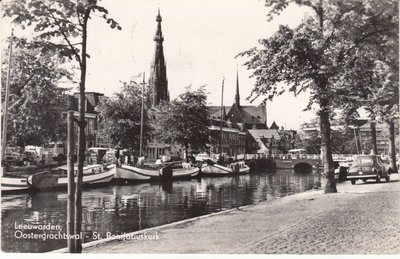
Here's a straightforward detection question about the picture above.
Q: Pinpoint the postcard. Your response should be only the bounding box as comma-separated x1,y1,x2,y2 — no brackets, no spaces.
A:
1,0,399,255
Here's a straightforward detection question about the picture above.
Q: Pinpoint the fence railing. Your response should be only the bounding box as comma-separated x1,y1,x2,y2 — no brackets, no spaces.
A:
235,153,359,161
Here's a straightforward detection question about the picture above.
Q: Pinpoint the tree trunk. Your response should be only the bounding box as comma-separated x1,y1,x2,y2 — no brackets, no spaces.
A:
314,3,336,193
185,144,189,163
67,111,75,253
319,98,337,193
74,9,90,253
370,115,378,155
387,120,398,173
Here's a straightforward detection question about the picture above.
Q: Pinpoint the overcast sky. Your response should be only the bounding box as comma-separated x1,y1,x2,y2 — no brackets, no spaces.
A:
3,0,321,130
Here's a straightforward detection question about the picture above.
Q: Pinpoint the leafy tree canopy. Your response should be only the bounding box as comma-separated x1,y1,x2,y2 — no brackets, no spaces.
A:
238,0,398,193
239,0,397,109
153,86,210,158
2,37,71,146
96,79,151,151
3,0,121,67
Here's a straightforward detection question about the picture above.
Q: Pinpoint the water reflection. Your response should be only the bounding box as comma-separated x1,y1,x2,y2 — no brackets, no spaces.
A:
1,169,320,252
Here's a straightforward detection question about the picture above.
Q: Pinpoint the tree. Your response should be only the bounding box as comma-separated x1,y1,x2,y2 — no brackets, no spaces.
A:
336,11,398,169
96,79,152,152
294,132,321,154
238,0,397,193
153,86,210,161
2,37,71,146
3,0,121,252
331,127,360,154
372,61,399,172
337,32,398,158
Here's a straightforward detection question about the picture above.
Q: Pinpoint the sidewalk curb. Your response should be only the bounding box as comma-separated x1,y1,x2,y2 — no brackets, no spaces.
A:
50,204,252,253
49,187,325,253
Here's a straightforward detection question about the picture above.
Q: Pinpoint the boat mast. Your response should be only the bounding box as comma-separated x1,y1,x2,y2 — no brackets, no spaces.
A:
219,77,225,160
2,30,13,168
139,72,145,157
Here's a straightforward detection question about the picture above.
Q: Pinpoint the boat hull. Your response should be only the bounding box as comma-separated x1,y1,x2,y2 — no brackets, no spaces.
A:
115,165,158,182
1,176,30,193
114,164,200,182
201,164,233,176
169,167,200,179
201,163,250,176
27,165,115,191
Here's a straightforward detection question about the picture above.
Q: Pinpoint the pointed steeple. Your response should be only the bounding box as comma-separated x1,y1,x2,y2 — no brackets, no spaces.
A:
235,68,240,107
154,8,163,42
149,9,169,106
270,121,279,130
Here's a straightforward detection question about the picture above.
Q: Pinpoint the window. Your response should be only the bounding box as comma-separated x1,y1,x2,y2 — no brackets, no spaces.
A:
354,157,374,165
88,120,94,135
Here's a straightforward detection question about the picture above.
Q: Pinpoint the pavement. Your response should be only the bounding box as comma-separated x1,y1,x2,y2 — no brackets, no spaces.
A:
82,174,400,254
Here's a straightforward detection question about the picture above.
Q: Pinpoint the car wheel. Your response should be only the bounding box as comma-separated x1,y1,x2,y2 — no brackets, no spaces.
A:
376,173,381,183
385,175,390,182
351,179,356,185
363,179,367,183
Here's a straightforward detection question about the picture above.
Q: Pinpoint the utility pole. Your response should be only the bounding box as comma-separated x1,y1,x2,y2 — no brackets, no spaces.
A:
139,73,145,158
219,77,225,160
67,111,75,252
1,30,13,170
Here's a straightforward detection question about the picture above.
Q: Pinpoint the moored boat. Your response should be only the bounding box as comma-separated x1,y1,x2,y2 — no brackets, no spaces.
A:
1,176,31,193
169,166,200,179
201,160,250,176
27,164,116,191
115,165,158,182
114,163,201,183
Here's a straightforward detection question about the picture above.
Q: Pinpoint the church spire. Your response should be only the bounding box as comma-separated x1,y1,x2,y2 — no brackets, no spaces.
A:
149,9,169,106
235,68,240,107
154,8,163,42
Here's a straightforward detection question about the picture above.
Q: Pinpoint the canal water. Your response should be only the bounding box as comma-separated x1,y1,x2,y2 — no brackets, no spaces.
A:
1,169,321,253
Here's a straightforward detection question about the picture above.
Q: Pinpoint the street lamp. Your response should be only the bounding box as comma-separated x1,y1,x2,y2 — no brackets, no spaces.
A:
349,125,359,154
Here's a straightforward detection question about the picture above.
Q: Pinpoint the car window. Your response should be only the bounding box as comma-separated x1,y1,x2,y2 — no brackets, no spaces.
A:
354,157,374,165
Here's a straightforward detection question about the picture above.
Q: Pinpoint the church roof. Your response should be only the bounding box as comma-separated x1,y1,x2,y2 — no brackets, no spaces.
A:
236,105,266,124
226,103,266,126
208,106,229,119
248,129,281,140
270,121,279,129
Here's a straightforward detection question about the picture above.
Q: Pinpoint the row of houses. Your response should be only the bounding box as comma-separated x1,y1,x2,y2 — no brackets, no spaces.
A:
67,91,297,159
300,117,399,154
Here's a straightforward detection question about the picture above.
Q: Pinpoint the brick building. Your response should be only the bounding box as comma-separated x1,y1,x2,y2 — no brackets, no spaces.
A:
68,92,106,149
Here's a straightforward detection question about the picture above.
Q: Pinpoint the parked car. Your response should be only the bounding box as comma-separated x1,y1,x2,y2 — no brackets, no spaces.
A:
334,160,350,183
44,141,66,161
21,151,38,165
347,155,392,185
4,151,23,166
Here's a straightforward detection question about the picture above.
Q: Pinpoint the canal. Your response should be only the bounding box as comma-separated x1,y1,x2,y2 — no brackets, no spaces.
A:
1,169,321,253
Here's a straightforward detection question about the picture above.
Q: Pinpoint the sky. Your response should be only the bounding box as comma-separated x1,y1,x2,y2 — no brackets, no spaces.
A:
2,0,320,130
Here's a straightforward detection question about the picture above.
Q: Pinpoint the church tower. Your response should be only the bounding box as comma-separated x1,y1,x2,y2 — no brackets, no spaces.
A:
234,69,240,107
149,9,169,107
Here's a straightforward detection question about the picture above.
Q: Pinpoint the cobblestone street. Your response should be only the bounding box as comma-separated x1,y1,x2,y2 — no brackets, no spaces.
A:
239,183,400,254
82,174,400,254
